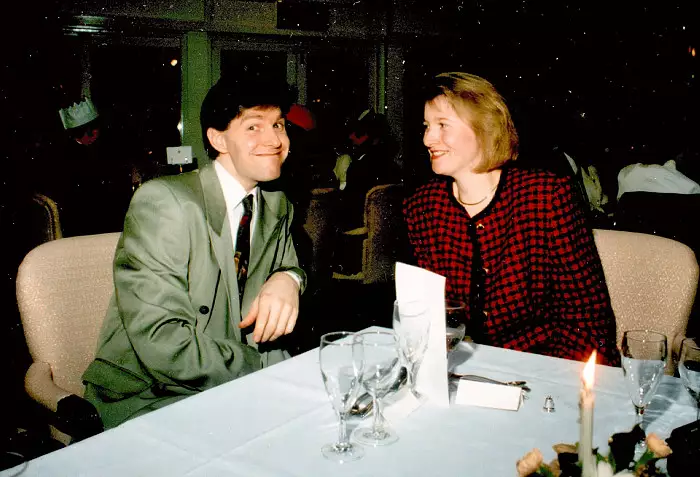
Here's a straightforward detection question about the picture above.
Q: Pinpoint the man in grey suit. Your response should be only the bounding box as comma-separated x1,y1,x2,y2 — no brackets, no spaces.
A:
83,77,306,429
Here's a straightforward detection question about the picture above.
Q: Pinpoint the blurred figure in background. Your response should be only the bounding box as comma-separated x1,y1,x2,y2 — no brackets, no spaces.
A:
43,97,132,236
333,109,400,231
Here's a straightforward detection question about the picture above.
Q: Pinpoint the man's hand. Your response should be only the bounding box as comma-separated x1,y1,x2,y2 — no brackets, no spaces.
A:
239,272,300,343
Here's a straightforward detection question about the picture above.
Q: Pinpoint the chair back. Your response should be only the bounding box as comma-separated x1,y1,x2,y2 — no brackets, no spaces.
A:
30,193,63,244
302,188,339,282
362,183,404,284
17,233,121,396
593,228,699,370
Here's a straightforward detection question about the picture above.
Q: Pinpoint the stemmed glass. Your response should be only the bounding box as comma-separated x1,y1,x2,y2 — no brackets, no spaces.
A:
319,332,365,462
352,329,402,446
620,330,668,431
445,300,467,356
678,337,700,420
392,300,430,397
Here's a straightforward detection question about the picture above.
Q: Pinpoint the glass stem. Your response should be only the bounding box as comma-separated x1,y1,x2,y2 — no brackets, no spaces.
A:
371,394,385,435
634,405,645,427
337,411,349,449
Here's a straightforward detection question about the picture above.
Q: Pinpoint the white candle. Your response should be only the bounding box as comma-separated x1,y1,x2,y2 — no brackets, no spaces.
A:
579,351,597,477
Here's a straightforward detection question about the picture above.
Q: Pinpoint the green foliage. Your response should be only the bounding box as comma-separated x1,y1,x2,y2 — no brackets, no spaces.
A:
536,464,557,477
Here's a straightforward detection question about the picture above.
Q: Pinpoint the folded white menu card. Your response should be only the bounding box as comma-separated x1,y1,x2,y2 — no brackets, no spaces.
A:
395,262,449,407
454,380,523,411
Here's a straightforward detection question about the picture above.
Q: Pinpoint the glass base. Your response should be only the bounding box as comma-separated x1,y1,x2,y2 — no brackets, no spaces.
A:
321,442,364,463
352,425,399,447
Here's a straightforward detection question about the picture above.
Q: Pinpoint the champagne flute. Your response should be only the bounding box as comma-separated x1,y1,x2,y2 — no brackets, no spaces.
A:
620,330,667,433
679,337,700,420
392,300,430,397
445,300,467,356
319,332,365,462
352,330,401,446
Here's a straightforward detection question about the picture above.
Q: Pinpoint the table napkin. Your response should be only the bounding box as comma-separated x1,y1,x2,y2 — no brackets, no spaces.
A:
383,386,425,423
395,262,449,407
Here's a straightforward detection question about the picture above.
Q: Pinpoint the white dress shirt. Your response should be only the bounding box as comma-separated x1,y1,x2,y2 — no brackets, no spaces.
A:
213,160,301,289
214,160,259,251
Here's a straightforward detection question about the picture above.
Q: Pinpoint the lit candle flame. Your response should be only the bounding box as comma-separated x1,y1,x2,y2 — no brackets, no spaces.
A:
582,351,597,389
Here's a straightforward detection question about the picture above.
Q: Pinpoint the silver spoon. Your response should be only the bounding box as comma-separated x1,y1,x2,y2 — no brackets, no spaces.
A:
350,367,408,418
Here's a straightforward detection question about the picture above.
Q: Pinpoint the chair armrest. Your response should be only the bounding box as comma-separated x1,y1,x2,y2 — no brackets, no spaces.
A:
25,362,71,412
25,362,103,442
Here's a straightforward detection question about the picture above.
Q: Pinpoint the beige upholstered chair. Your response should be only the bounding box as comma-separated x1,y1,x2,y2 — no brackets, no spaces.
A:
17,232,121,443
361,183,405,284
302,187,339,282
593,229,699,373
333,184,404,284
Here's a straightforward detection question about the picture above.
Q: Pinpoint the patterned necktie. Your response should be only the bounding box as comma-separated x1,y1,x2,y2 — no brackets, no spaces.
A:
234,194,254,307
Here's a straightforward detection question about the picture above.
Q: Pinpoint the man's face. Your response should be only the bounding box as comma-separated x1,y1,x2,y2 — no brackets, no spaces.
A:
209,106,289,191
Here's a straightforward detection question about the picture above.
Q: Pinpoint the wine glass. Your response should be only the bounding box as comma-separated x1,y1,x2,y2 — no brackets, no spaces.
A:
352,329,402,446
319,331,365,462
679,337,700,420
620,330,668,432
392,300,430,397
445,300,467,356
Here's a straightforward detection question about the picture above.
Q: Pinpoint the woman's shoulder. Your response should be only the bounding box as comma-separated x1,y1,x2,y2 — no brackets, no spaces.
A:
506,165,572,191
405,177,448,202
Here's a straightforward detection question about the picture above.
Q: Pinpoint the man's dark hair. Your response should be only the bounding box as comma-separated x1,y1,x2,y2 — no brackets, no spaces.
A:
200,76,294,159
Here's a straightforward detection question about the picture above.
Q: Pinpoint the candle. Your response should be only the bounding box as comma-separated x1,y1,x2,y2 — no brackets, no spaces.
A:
579,351,597,477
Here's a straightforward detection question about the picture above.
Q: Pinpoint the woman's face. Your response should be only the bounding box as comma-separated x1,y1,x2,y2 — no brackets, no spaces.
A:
423,95,483,178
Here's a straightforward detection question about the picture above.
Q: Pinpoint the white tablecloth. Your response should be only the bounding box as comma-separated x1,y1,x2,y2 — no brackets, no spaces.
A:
3,331,696,476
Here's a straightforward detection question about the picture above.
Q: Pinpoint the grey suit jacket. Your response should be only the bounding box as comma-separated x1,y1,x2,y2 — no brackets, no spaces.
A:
83,162,306,428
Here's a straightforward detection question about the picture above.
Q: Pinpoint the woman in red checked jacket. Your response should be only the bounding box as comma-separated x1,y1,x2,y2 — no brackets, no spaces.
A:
403,72,619,366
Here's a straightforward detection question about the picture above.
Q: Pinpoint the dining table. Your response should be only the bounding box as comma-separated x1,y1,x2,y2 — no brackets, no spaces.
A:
2,326,697,476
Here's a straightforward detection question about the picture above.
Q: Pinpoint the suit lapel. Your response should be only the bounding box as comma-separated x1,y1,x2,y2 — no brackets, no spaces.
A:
248,190,284,279
199,162,242,336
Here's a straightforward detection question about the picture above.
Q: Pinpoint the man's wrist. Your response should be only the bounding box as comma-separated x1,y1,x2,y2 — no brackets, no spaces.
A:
282,270,302,291
267,266,306,293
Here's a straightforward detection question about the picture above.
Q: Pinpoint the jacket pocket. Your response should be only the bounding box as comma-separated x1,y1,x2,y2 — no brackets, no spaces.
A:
83,358,153,402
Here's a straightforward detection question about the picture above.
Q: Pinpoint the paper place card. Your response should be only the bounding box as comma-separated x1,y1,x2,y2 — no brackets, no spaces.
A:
383,386,425,424
395,262,449,407
455,380,523,411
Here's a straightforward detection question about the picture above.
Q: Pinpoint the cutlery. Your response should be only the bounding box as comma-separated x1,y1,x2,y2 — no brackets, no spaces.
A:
449,373,531,392
350,366,407,418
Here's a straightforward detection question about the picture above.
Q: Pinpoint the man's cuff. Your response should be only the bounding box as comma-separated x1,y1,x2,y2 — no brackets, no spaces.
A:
269,266,307,294
284,271,302,290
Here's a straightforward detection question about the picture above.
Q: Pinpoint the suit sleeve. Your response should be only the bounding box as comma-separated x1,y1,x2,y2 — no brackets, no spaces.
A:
547,179,620,366
269,198,307,293
114,181,262,391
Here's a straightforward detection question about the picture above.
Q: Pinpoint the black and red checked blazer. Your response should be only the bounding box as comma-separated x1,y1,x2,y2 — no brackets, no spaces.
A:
403,166,620,366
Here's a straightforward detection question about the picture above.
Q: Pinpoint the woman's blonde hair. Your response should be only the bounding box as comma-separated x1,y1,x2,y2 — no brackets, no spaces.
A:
427,72,519,171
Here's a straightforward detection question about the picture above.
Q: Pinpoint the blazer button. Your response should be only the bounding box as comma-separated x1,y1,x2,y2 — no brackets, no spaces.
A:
476,222,485,230
199,305,210,315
